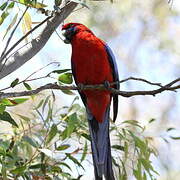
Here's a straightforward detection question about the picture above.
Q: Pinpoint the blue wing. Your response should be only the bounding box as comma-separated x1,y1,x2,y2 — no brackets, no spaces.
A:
71,61,87,105
104,44,119,122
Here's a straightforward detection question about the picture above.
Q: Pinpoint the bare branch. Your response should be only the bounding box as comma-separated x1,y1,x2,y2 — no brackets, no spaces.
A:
119,77,163,88
0,77,179,100
0,1,78,80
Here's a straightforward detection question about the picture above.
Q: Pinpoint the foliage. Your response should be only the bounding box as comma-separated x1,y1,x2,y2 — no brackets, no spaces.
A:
0,92,160,180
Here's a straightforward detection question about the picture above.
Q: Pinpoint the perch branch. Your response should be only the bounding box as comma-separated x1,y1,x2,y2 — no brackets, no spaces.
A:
0,77,179,100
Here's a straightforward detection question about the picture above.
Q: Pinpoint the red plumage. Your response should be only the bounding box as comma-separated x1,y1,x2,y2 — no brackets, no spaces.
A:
70,26,113,122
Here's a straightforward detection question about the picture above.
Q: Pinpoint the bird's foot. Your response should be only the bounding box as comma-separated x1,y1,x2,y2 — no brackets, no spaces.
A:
104,81,111,90
77,83,84,91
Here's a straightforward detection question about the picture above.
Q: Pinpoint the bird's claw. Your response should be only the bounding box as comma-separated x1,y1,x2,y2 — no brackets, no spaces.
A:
78,83,84,91
104,81,111,90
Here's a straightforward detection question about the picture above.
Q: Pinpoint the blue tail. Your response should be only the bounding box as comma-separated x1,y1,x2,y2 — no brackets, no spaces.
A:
87,106,115,180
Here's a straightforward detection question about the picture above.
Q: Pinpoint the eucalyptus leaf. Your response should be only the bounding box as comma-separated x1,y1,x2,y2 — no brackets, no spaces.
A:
56,144,70,151
0,2,8,11
10,78,19,88
0,111,18,127
58,73,73,84
23,82,32,90
46,124,58,144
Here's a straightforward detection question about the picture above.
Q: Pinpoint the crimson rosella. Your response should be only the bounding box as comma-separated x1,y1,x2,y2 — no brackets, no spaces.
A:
62,23,119,180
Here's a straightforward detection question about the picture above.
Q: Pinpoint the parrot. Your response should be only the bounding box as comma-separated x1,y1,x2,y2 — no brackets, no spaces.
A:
62,23,119,180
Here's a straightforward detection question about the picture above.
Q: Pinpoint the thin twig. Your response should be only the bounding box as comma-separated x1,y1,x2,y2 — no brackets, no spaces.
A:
118,77,163,87
0,62,59,91
55,29,64,41
24,62,60,81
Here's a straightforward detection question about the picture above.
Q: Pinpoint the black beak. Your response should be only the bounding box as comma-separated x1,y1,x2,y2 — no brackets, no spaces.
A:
62,27,76,44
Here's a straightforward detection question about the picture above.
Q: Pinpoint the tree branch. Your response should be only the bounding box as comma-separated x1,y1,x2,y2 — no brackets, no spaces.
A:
0,1,78,80
0,77,179,100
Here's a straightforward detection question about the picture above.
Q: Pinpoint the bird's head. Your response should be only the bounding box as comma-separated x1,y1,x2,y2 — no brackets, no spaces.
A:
62,23,92,44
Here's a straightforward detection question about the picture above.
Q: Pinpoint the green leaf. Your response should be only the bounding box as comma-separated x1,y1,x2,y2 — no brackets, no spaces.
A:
29,163,45,169
124,141,128,159
0,111,18,127
140,158,158,175
61,172,71,178
10,78,19,88
59,162,72,171
45,100,53,122
129,131,147,153
46,124,58,144
23,82,32,90
33,99,44,110
0,2,8,11
17,114,30,121
166,127,175,132
0,2,14,26
62,113,78,140
11,166,26,175
51,69,71,74
18,0,47,8
12,98,29,104
29,2,47,8
123,120,144,130
56,144,70,151
143,172,147,180
0,98,13,106
55,0,62,6
133,169,142,180
22,135,39,148
66,153,84,170
42,95,51,113
1,165,7,179
149,118,156,123
0,11,9,25
170,136,180,140
112,157,120,168
112,145,124,151
0,105,6,114
19,0,27,4
58,73,73,84
7,2,15,9
81,133,91,141
0,98,28,106
51,166,62,173
81,141,87,162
